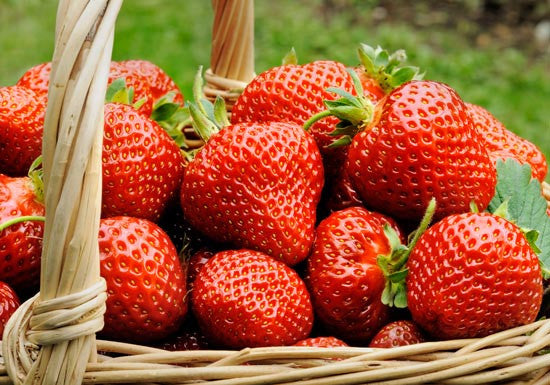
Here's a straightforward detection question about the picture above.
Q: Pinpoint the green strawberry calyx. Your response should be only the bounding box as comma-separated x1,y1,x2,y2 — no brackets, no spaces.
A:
303,69,376,147
151,92,191,148
105,77,147,110
0,156,47,232
357,43,423,93
187,66,228,144
377,198,436,308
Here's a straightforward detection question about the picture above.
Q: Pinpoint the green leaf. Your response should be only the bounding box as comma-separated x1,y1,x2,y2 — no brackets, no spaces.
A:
487,159,550,278
282,47,298,65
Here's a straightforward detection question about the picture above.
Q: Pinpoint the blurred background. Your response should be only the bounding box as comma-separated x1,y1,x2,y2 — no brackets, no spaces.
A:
1,0,548,168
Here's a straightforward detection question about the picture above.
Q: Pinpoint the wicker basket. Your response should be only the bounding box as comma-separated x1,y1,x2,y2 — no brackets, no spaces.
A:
1,1,550,384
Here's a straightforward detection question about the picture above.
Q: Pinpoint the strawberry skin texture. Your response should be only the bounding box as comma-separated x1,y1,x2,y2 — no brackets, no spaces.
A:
369,320,426,348
0,175,44,293
305,206,403,344
466,102,547,182
191,249,314,349
0,281,20,337
102,102,185,221
111,60,184,106
346,80,497,223
99,216,187,343
16,62,51,100
231,61,359,178
407,212,543,340
17,60,184,118
0,86,45,176
294,336,348,348
180,121,323,266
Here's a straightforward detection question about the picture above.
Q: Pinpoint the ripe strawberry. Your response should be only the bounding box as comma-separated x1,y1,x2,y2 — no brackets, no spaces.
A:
293,336,348,348
102,102,185,221
16,62,51,101
180,120,323,266
111,60,184,104
369,320,426,348
154,316,210,351
185,248,214,292
0,86,45,176
99,216,187,343
305,206,404,344
17,60,184,118
0,174,44,294
231,60,357,179
0,281,20,337
466,102,547,182
340,80,497,223
407,211,542,340
191,249,314,348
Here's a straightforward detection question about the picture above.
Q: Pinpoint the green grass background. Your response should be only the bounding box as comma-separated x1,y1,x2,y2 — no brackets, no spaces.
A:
1,0,548,168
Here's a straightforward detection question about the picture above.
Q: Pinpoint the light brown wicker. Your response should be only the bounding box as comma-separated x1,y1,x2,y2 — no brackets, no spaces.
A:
1,1,550,384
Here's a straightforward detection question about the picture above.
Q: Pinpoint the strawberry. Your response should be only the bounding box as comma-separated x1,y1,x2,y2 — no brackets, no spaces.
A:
185,248,214,292
110,59,184,108
154,316,210,351
180,116,323,266
17,60,184,118
368,320,426,348
0,173,44,295
0,281,20,337
0,86,45,176
102,102,185,221
16,62,51,101
98,216,187,344
466,102,547,182
191,249,314,349
293,336,348,348
406,211,543,340
305,206,404,344
311,80,497,223
231,60,357,179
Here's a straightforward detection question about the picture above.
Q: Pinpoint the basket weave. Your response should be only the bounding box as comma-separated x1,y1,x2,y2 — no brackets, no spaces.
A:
1,1,550,384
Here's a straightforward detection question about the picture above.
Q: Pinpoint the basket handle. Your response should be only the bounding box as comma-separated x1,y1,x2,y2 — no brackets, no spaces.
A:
204,0,255,110
2,1,120,384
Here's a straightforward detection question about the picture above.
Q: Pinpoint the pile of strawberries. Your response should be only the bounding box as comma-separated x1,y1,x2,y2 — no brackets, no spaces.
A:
0,44,548,352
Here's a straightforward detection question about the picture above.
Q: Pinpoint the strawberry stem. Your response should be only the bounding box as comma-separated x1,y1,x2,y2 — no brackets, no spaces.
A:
0,216,45,232
378,198,436,308
303,111,333,132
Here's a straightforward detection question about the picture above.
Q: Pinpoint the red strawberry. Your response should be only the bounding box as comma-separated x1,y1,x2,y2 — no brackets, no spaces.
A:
186,248,214,292
191,249,314,348
0,281,20,337
16,62,51,101
0,174,44,294
407,211,542,340
180,120,323,266
321,167,364,214
466,102,547,182
369,320,426,348
17,60,184,118
293,336,348,348
305,206,404,344
99,216,187,343
154,316,210,351
0,86,45,176
111,60,184,104
231,60,357,178
341,80,497,223
102,102,185,221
